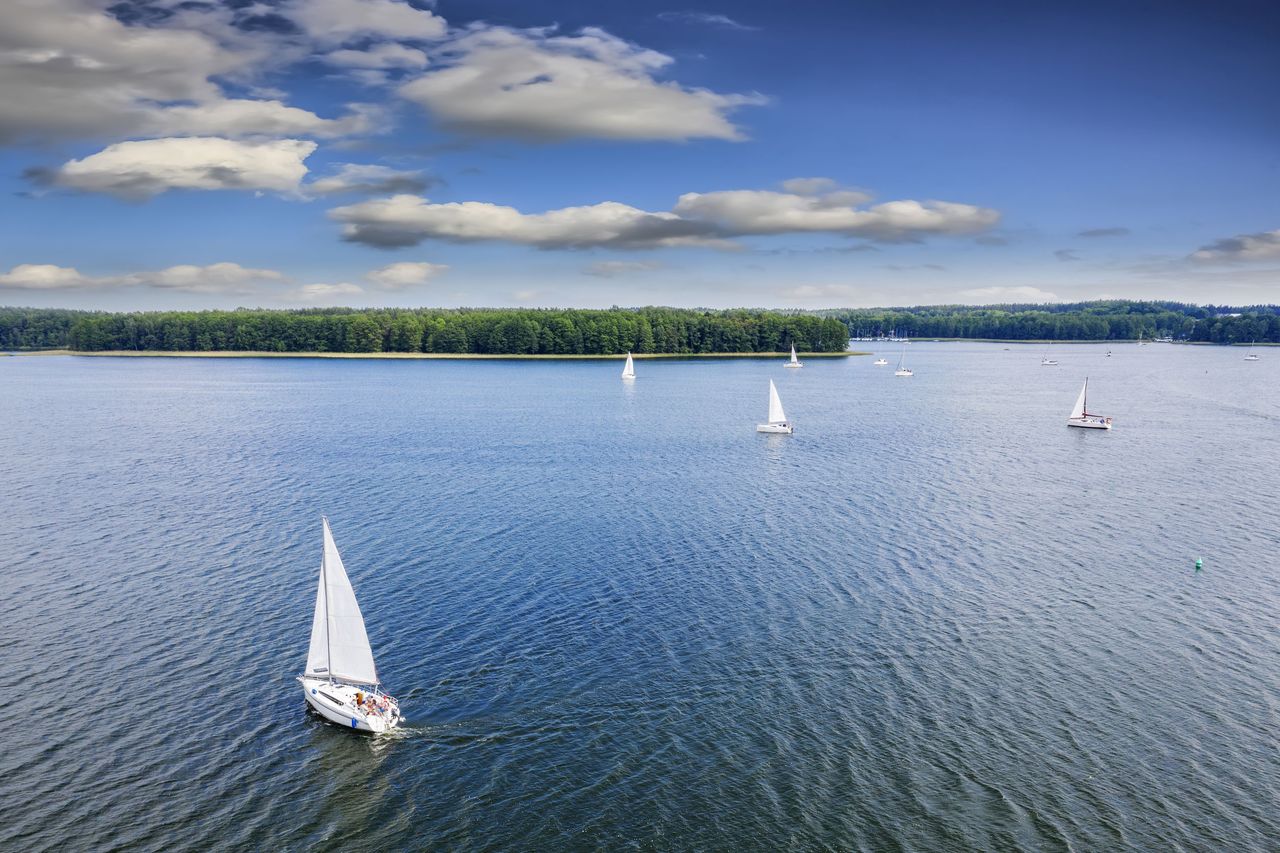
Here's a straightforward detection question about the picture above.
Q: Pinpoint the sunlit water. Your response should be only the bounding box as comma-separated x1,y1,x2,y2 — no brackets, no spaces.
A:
2,343,1277,851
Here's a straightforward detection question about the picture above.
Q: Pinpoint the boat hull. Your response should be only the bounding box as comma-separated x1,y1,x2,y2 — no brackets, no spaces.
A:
784,363,803,368
1067,417,1112,430
894,369,912,377
757,423,794,434
299,677,400,733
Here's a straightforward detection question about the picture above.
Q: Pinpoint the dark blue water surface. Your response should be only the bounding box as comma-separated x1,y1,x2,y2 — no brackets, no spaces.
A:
2,344,1278,851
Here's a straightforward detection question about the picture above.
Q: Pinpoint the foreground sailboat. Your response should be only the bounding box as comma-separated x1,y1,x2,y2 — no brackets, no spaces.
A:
894,347,913,377
298,518,401,733
785,345,804,368
621,351,636,379
756,379,794,434
1066,378,1112,430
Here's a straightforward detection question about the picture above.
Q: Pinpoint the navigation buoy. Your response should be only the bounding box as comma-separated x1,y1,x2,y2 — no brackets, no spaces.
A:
1194,557,1203,572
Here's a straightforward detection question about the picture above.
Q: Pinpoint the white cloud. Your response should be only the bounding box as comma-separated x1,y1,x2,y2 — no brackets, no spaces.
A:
308,163,431,196
285,0,447,45
331,181,1000,249
583,260,662,277
780,177,839,195
324,43,430,70
365,261,449,289
398,26,764,141
655,11,759,31
329,194,732,249
957,286,1060,303
47,138,317,199
146,100,382,139
1191,229,1280,263
0,262,285,293
289,282,366,301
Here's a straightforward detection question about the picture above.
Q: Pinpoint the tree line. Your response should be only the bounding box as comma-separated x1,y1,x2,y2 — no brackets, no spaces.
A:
2,301,1277,353
828,300,1280,343
0,307,850,354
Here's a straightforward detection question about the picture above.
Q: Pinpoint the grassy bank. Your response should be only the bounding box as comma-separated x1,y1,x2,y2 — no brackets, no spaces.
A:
17,349,865,360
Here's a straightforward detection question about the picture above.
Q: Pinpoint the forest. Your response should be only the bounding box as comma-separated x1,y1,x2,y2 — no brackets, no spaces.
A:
0,301,1277,353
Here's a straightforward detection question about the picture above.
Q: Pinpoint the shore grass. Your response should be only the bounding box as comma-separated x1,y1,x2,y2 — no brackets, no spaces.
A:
16,349,866,360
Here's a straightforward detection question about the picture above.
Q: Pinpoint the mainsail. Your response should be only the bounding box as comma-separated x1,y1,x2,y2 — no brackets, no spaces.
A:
790,346,799,365
305,518,378,685
768,379,787,424
622,352,635,378
1069,379,1088,420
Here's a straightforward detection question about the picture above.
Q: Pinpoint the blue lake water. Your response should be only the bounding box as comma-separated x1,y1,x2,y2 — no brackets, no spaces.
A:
2,343,1278,851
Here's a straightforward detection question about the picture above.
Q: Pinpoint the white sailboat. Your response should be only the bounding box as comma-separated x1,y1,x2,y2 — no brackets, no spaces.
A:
756,379,794,434
873,357,888,366
894,347,912,377
1066,378,1112,430
1041,341,1058,366
785,344,804,368
621,351,636,378
1244,342,1260,361
298,518,401,733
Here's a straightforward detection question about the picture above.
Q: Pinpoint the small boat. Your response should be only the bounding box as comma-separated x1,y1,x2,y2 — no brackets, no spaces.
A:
621,351,636,379
1244,342,1260,362
1041,342,1058,366
873,357,888,366
894,347,912,377
756,379,794,434
1105,351,1112,358
1066,377,1112,430
298,518,401,733
785,345,804,368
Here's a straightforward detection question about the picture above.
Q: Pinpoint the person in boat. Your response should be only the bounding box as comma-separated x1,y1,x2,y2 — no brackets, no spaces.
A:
355,691,364,708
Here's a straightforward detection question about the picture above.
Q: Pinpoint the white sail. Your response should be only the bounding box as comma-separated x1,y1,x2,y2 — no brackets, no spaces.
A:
1069,379,1087,420
305,518,378,685
621,352,635,378
768,379,787,423
790,345,799,365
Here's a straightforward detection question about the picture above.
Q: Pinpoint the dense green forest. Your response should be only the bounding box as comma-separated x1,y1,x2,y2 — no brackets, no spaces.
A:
831,301,1280,343
1,301,1277,353
0,307,850,354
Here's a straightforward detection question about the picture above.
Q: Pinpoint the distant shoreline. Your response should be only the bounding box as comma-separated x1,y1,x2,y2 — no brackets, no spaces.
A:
13,349,866,360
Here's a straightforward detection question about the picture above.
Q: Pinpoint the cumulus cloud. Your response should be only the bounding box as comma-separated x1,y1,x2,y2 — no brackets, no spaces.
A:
365,261,448,289
308,163,433,196
44,138,317,199
285,0,446,45
398,26,764,141
331,180,1000,249
0,0,375,145
958,286,1060,303
655,11,759,31
0,262,284,293
288,282,365,301
1077,227,1130,238
583,260,662,277
324,43,430,70
1190,229,1280,263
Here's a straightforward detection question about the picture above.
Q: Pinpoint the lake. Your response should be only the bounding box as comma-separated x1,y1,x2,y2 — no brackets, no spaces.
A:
2,343,1277,851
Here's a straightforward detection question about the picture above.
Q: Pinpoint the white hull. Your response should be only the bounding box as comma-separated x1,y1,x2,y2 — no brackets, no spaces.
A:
873,359,888,366
757,422,794,434
1244,355,1259,361
784,363,803,368
1067,417,1112,430
299,677,400,733
1041,360,1058,366
894,369,912,377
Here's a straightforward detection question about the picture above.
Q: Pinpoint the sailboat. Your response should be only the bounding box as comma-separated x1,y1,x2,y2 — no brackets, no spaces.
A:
756,379,794,434
1066,378,1112,430
785,344,804,368
621,351,636,378
1244,342,1260,361
298,518,401,733
1041,341,1058,366
894,347,912,377
873,356,888,366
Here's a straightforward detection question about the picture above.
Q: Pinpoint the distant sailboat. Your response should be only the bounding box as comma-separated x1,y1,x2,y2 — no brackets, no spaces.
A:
894,347,912,377
873,356,888,366
1066,378,1112,430
1244,342,1260,362
1041,341,1058,366
785,344,804,368
621,351,636,379
756,379,794,434
298,518,401,733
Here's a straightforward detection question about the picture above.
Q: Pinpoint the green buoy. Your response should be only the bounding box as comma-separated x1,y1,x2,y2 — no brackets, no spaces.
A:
1195,557,1203,572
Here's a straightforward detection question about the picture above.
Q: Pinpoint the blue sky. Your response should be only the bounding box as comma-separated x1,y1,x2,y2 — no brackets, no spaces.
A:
2,0,1277,310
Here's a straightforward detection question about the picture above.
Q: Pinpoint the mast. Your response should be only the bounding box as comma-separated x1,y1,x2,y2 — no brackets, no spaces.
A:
322,516,332,684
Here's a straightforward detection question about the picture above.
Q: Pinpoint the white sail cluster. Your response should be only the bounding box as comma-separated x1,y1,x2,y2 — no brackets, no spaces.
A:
306,518,378,685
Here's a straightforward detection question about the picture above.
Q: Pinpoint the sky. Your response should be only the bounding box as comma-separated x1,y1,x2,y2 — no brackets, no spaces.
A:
1,0,1278,311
